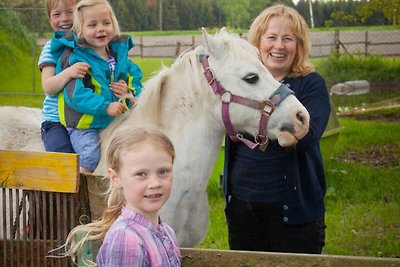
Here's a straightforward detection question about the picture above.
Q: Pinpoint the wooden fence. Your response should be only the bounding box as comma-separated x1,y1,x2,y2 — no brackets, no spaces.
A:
126,29,400,58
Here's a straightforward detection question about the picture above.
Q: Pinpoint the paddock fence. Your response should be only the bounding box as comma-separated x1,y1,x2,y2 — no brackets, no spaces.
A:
125,29,400,59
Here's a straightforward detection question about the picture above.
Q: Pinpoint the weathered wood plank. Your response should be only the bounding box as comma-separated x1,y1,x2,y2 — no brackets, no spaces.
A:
77,242,400,267
0,150,79,193
180,248,400,267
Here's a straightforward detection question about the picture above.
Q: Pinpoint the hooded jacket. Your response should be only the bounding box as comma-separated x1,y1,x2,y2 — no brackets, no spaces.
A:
51,30,143,129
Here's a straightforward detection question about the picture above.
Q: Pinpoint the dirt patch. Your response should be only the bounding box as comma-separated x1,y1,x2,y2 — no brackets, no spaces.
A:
368,80,400,94
337,80,400,167
340,144,399,168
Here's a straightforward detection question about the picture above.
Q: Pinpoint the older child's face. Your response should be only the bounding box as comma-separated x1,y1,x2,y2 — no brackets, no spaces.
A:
49,0,75,31
81,4,115,51
259,16,297,81
109,141,173,225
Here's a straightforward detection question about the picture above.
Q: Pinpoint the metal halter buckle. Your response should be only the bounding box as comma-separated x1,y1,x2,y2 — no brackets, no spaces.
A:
205,67,216,85
260,100,275,116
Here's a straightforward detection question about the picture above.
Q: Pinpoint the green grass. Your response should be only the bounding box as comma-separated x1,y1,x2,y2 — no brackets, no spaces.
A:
325,199,399,257
134,58,173,81
333,119,400,154
325,157,400,257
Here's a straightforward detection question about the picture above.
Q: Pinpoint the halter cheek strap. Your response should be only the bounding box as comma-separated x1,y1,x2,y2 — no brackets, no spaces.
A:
200,54,293,150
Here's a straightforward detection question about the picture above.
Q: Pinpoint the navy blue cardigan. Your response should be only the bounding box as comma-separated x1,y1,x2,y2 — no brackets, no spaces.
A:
223,72,331,224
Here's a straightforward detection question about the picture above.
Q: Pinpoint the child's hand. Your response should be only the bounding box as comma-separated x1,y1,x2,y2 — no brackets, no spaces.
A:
67,62,90,79
107,102,127,116
110,80,129,98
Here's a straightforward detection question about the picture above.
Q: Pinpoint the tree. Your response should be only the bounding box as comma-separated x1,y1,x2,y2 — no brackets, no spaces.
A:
296,0,310,26
217,0,250,29
163,0,180,30
330,10,358,26
357,0,400,25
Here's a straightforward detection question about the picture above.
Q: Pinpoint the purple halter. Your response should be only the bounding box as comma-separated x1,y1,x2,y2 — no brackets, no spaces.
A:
200,54,294,150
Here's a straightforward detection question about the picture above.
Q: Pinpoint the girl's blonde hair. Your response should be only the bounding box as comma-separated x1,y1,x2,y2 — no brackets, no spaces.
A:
59,128,175,266
73,0,120,40
45,0,79,19
248,4,314,77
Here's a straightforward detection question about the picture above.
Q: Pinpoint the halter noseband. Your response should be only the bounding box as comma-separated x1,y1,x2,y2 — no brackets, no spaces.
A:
200,54,294,150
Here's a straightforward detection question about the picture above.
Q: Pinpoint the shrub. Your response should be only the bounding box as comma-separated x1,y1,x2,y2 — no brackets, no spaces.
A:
315,53,400,82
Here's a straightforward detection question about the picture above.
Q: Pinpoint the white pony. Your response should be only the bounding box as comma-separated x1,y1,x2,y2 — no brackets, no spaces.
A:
0,28,309,247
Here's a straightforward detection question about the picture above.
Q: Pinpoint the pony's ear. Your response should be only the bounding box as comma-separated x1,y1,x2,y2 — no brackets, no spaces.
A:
219,27,228,35
202,27,224,57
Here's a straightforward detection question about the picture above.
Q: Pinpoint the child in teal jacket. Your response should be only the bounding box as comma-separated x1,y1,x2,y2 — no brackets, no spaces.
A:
51,0,143,173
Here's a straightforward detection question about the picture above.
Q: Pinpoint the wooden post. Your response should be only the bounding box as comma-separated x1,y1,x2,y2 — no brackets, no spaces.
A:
334,29,340,56
140,36,144,58
175,42,181,58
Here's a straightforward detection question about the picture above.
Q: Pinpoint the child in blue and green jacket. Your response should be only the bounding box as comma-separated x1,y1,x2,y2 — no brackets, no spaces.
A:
51,0,143,173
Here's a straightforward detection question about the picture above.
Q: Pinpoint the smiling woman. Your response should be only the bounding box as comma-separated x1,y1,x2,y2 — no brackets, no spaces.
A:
223,4,331,254
258,16,298,81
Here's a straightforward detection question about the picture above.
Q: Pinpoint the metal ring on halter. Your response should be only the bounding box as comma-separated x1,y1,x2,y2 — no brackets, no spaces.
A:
205,67,216,85
220,90,232,103
255,134,269,146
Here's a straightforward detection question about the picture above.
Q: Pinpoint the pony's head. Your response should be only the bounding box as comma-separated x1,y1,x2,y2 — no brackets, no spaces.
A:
201,27,309,148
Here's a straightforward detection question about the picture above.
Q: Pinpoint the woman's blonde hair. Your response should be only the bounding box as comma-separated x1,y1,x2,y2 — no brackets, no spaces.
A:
58,128,175,266
248,4,314,77
73,0,120,40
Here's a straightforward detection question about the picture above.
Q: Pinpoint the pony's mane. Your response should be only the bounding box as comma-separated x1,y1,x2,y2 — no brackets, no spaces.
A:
127,45,208,125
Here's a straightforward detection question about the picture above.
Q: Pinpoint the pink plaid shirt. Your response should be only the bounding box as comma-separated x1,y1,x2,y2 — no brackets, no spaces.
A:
96,206,181,267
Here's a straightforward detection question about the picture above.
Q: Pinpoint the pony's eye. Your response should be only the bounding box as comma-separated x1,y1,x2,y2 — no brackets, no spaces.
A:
243,73,259,84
